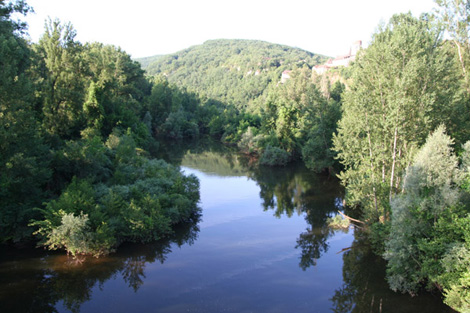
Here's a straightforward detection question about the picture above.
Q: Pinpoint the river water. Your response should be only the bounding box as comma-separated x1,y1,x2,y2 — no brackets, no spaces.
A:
0,140,453,312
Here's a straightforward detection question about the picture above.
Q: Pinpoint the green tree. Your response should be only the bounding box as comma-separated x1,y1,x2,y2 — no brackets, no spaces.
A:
32,18,86,139
0,0,51,242
260,67,335,164
384,126,460,295
435,0,470,91
333,13,458,220
434,0,470,145
82,42,150,139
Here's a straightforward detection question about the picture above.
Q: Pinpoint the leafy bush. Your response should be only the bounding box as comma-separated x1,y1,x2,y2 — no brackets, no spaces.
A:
162,111,199,139
383,127,470,311
259,145,290,166
31,133,200,257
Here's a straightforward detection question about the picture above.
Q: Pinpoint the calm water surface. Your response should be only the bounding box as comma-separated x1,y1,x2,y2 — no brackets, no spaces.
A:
0,141,453,312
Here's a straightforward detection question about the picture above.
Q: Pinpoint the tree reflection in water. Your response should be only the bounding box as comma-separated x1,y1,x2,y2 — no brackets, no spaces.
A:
1,140,348,313
0,213,200,313
249,162,345,270
329,231,454,313
173,140,347,272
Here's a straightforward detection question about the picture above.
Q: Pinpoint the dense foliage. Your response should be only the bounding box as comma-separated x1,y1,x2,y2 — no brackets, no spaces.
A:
333,13,461,221
30,132,199,257
143,66,344,171
141,39,328,110
3,0,470,309
0,1,200,256
384,127,470,312
332,8,470,312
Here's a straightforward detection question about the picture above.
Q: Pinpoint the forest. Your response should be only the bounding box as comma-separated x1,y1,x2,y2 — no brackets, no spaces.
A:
2,0,470,311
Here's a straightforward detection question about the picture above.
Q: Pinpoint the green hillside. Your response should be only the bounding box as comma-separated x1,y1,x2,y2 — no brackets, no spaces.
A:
143,39,328,109
135,54,163,69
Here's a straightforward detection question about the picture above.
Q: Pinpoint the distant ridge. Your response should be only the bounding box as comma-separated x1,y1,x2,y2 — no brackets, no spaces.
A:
140,39,329,108
135,54,163,69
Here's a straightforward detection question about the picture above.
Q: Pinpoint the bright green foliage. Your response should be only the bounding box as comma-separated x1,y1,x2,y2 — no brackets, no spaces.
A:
32,133,200,256
30,177,114,257
32,19,86,139
45,213,94,256
42,212,115,258
143,39,327,110
435,0,470,90
433,1,470,145
433,214,470,312
327,214,350,229
259,67,340,170
237,127,263,154
333,13,458,220
83,81,104,130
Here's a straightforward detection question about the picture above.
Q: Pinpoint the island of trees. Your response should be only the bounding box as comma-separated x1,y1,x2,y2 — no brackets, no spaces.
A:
2,0,470,311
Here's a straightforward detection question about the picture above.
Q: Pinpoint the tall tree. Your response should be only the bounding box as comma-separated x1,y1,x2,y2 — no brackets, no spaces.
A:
32,18,86,139
333,13,458,220
435,0,470,91
81,42,150,139
384,126,460,295
435,0,470,144
0,0,51,241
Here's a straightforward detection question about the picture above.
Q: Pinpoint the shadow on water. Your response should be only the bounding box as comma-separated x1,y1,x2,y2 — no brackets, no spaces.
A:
0,214,201,313
330,231,454,313
0,138,454,312
158,137,347,272
249,162,345,270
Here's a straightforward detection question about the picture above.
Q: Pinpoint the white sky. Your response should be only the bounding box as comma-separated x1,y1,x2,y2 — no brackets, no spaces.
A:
23,0,437,58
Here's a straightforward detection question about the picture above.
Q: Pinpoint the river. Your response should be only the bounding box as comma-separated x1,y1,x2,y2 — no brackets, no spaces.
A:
0,140,452,312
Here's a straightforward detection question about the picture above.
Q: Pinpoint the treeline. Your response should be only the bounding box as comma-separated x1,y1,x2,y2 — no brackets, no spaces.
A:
2,1,334,257
331,11,470,312
0,3,200,256
141,39,328,110
4,0,470,309
144,70,345,172
142,6,470,312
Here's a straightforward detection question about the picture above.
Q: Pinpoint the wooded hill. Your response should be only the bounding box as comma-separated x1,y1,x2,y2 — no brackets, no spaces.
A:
137,39,328,109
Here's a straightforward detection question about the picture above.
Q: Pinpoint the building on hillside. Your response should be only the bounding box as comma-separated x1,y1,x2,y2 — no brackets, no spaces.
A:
281,70,292,83
313,63,329,75
313,40,362,75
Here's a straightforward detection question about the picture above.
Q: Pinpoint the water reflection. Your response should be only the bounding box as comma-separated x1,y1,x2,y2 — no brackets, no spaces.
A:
162,138,345,272
1,139,450,312
0,214,200,313
249,163,345,271
330,231,453,313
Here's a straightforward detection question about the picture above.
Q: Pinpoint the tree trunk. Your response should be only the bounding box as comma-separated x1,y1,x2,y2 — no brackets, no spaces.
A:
390,127,398,202
365,112,379,217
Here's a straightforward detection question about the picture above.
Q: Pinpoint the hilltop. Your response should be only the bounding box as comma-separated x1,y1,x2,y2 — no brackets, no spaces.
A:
135,54,163,69
138,39,328,109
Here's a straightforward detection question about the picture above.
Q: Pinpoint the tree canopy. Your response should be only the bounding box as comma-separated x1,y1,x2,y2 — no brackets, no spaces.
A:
140,39,328,110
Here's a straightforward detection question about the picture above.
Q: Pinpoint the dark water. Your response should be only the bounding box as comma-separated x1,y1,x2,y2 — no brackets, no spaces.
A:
0,140,453,312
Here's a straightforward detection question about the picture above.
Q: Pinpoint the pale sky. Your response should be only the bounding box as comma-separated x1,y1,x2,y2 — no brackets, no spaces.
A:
23,0,437,58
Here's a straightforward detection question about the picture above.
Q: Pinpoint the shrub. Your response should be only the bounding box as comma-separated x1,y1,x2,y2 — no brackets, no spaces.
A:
259,145,290,166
